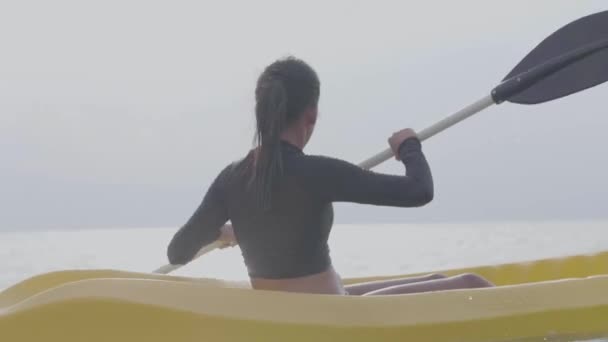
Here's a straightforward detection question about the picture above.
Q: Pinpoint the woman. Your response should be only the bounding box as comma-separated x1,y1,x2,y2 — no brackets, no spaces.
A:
167,56,493,295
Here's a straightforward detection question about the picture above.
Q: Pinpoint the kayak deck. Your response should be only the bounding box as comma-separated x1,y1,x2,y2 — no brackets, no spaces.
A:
1,251,608,342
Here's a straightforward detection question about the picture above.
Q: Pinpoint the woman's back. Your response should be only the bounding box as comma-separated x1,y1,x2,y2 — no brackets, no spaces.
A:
224,141,335,280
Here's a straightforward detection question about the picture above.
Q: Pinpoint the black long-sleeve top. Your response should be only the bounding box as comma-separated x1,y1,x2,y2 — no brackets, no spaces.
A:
167,137,433,279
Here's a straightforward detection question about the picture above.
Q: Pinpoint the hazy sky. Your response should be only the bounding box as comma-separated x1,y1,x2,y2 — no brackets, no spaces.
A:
1,1,607,231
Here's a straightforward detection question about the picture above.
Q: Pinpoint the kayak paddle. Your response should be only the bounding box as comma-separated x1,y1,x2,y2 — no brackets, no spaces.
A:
154,10,608,274
360,10,608,169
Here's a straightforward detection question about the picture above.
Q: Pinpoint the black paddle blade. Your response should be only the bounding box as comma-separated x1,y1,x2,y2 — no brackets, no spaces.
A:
500,10,608,105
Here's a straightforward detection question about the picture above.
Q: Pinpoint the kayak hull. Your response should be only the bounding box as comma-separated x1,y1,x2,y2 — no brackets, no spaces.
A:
1,251,608,342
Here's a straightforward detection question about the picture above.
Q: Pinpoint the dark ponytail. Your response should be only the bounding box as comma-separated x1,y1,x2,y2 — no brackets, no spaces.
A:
250,56,320,209
252,80,287,207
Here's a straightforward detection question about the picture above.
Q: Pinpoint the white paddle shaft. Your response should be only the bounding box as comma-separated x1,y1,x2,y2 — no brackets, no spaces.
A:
358,95,496,170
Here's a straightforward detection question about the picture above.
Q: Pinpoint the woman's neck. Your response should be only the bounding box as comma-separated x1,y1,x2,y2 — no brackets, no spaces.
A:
280,127,307,150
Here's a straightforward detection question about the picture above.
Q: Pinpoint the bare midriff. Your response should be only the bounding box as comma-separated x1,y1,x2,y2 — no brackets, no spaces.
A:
250,265,347,295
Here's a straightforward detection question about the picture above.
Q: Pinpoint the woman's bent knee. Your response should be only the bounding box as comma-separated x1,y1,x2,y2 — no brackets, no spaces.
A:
457,273,494,288
428,273,447,280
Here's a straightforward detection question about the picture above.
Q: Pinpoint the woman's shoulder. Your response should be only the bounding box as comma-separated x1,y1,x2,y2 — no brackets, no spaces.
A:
286,151,363,176
216,151,255,182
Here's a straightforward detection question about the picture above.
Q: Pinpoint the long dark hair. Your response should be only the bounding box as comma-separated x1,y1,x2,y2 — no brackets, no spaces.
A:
250,56,320,209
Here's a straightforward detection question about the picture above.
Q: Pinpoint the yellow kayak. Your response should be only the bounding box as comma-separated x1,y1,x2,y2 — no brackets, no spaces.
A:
1,251,608,342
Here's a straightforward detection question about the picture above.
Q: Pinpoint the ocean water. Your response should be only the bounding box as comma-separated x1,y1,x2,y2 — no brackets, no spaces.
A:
2,220,608,290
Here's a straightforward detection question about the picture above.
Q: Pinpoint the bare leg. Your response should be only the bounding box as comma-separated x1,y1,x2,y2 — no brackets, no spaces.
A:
344,273,447,296
361,273,494,296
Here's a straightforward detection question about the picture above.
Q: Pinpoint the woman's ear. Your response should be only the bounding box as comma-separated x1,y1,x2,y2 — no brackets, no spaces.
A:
302,107,318,145
304,106,318,126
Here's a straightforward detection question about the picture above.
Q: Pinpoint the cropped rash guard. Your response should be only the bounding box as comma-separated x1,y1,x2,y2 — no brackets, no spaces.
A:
167,137,433,279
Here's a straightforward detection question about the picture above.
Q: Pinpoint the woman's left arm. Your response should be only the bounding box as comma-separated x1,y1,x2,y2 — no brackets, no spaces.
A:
166,166,230,265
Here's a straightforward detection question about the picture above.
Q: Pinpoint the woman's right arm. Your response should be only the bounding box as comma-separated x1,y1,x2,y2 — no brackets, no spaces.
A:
301,131,434,207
